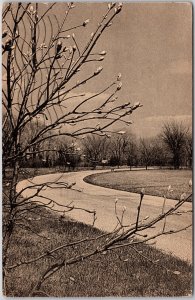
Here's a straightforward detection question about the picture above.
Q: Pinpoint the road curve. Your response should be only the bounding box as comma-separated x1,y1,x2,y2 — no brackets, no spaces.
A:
17,169,193,263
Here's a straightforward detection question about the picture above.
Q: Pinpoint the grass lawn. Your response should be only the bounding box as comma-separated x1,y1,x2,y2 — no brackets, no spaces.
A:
84,169,192,201
3,168,192,297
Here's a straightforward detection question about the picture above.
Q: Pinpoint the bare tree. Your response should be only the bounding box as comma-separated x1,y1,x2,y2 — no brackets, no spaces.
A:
149,137,168,168
139,138,153,170
2,2,142,293
161,122,188,169
82,134,109,168
125,133,138,170
2,3,140,170
109,132,129,168
2,3,192,297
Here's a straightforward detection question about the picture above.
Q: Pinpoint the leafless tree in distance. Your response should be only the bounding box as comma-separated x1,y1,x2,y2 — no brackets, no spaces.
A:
139,138,153,170
109,132,129,167
82,134,109,168
161,121,188,169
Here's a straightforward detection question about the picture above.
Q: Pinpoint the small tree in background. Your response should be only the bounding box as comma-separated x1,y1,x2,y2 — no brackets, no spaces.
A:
139,138,152,170
150,137,168,168
161,121,188,169
82,134,109,169
109,132,129,168
125,133,138,169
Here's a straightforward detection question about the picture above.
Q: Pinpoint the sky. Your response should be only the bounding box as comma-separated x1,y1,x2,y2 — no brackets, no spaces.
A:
52,2,192,137
3,2,192,138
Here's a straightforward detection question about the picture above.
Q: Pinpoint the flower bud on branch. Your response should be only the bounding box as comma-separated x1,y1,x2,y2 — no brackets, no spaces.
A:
123,206,126,212
56,41,62,53
117,82,122,90
108,3,116,10
29,5,34,13
140,188,145,200
115,3,123,14
99,56,105,61
133,101,142,109
94,66,103,75
68,2,75,9
117,73,122,81
83,19,90,27
2,30,8,38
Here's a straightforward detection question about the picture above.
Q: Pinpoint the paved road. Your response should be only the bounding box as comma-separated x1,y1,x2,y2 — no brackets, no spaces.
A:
17,169,193,263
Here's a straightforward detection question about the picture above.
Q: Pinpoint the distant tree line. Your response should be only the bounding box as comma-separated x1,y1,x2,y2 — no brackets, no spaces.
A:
6,120,192,170
81,121,191,170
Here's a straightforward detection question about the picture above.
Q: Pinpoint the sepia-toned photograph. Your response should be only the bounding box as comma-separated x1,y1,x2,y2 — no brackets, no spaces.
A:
2,2,192,297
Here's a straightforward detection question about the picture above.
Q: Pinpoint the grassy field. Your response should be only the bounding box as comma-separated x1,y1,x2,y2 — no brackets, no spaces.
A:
3,168,192,297
84,169,192,201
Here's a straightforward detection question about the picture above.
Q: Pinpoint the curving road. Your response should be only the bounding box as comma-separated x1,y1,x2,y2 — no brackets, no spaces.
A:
17,169,193,263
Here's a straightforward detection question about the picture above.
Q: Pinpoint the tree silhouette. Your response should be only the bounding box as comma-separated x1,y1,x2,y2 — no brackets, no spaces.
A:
161,121,188,169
